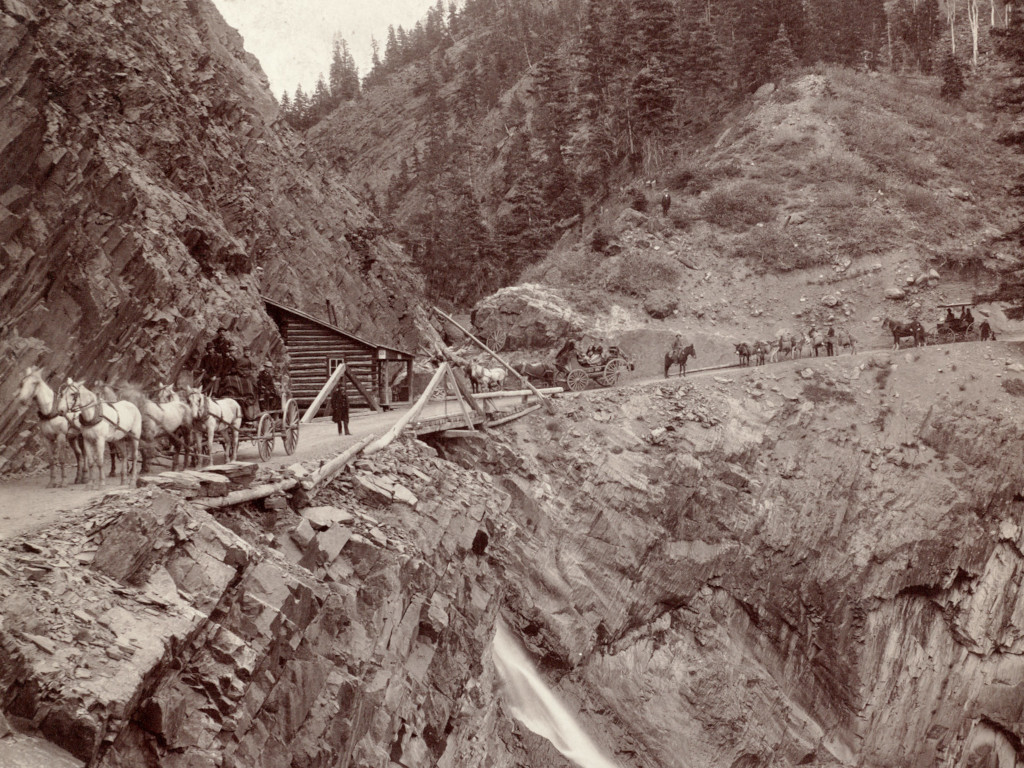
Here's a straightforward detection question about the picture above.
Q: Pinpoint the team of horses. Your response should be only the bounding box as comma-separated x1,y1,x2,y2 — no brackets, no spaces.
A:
16,368,243,490
735,326,857,366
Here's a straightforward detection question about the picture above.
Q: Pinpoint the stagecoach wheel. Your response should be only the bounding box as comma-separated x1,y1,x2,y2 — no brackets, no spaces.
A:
256,413,275,462
938,326,954,344
567,369,589,392
600,358,625,387
487,327,507,352
282,399,300,455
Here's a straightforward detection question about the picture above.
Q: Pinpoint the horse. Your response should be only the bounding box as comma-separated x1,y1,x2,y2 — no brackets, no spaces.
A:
882,317,925,349
734,342,752,366
16,367,86,487
129,383,193,472
664,342,696,378
808,328,828,357
512,361,557,386
832,328,856,354
469,360,507,392
185,386,242,466
56,379,143,490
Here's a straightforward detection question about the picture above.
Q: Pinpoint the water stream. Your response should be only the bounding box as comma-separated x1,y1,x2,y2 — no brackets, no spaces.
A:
492,620,621,768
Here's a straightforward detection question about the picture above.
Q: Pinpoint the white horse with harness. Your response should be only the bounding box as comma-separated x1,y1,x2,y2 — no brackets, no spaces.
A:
56,378,143,489
137,383,195,471
186,386,242,466
16,367,84,487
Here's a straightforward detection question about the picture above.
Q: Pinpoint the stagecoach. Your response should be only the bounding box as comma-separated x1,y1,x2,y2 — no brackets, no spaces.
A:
206,372,300,462
554,338,634,391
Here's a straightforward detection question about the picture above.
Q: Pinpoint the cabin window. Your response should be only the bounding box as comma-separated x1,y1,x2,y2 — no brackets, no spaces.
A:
327,358,346,375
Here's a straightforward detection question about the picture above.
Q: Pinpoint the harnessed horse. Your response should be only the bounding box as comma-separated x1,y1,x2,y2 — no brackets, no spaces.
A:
17,367,85,487
134,383,194,471
882,317,925,349
186,386,242,466
56,379,143,490
664,342,696,378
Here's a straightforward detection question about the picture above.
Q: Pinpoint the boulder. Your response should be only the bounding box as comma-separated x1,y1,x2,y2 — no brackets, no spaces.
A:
471,284,587,350
613,207,650,234
643,289,679,319
885,288,906,300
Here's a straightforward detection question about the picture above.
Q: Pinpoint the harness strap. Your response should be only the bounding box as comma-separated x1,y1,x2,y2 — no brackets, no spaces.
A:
38,408,61,422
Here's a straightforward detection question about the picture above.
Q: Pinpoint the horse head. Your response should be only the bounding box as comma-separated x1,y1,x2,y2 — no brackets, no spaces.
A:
16,366,45,405
155,382,179,404
185,387,207,420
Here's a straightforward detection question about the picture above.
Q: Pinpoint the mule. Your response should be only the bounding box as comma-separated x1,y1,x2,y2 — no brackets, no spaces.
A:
734,342,752,366
56,379,142,490
186,387,242,466
17,367,85,487
664,342,696,378
832,328,856,354
752,340,770,366
882,317,925,349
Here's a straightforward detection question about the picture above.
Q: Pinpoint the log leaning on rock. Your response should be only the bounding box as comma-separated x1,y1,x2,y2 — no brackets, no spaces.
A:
301,434,378,494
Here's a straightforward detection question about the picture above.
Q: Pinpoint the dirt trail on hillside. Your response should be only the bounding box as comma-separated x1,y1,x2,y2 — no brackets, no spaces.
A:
0,395,527,539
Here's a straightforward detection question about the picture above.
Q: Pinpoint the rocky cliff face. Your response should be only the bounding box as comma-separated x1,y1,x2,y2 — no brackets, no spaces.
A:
3,343,1024,767
0,0,429,471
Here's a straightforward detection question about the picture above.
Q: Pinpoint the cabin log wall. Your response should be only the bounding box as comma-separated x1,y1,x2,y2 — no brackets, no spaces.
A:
279,315,377,409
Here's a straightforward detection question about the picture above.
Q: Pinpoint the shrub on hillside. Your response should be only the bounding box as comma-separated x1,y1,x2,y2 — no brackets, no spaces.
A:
590,228,611,254
730,226,824,271
630,190,649,213
666,163,713,193
607,251,681,297
643,289,678,318
700,180,779,230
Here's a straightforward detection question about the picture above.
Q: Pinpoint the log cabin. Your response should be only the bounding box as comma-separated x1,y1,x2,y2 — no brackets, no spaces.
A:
263,297,414,412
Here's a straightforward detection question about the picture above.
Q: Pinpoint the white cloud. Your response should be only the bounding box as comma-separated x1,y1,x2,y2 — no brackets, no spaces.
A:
213,0,442,97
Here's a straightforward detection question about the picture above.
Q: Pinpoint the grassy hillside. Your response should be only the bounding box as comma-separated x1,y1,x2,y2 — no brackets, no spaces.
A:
519,68,1024,351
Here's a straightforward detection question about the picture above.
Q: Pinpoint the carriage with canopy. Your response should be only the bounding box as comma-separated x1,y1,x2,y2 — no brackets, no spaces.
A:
934,301,980,344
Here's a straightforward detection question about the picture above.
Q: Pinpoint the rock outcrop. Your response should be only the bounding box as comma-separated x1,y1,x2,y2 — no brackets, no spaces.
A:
470,284,586,351
0,0,429,471
3,349,1024,768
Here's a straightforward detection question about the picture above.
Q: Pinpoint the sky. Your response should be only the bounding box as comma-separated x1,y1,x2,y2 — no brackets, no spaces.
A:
213,0,440,97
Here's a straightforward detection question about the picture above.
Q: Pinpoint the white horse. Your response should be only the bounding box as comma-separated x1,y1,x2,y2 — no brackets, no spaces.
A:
153,383,196,470
470,360,507,392
186,387,242,466
57,379,142,489
16,367,84,487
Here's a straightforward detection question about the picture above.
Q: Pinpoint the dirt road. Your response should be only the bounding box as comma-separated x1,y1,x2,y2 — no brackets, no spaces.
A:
0,393,538,540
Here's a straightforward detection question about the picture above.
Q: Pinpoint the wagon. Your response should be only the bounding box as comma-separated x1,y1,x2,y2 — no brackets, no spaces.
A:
934,302,979,344
212,373,300,462
555,341,633,391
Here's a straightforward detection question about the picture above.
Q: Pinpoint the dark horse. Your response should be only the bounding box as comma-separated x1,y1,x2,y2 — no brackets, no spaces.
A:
664,343,696,377
512,360,557,385
882,317,926,349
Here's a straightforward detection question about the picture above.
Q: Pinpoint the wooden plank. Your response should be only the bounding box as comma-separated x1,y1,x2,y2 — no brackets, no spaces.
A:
471,387,563,400
445,365,476,431
302,362,346,423
346,366,380,411
486,404,542,426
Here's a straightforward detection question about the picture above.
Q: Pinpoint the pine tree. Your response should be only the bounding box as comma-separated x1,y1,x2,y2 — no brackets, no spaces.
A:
767,24,799,81
890,0,941,72
940,52,965,99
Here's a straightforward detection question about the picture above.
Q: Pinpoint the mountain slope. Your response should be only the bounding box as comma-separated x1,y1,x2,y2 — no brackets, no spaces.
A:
0,0,430,470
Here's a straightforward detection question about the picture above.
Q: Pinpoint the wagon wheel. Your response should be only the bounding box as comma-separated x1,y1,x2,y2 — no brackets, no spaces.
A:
487,326,507,352
282,399,300,455
567,369,590,391
256,413,275,462
937,326,955,344
552,369,568,388
600,358,625,387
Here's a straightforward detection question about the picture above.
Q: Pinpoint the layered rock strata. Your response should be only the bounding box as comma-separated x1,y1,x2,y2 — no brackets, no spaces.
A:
2,350,1024,767
0,0,428,470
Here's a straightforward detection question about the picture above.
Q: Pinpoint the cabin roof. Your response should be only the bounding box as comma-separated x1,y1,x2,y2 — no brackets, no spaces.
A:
262,296,415,359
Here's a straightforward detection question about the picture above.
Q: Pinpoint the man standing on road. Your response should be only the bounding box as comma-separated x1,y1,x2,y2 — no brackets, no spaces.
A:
330,382,350,435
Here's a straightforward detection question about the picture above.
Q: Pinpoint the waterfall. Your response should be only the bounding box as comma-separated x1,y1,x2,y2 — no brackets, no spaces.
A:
491,620,621,768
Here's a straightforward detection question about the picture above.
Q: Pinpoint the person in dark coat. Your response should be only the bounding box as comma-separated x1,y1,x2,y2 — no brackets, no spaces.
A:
330,382,350,435
661,191,671,216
